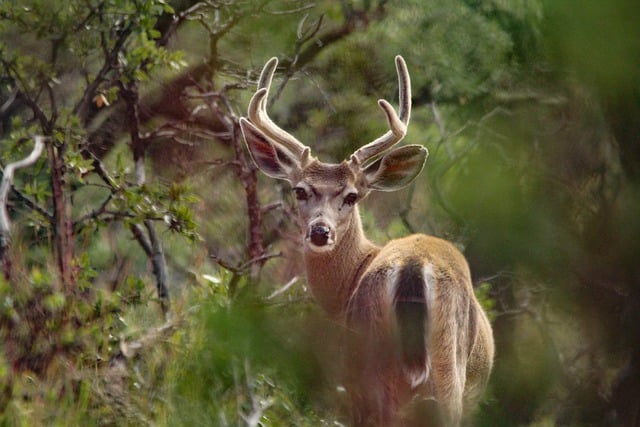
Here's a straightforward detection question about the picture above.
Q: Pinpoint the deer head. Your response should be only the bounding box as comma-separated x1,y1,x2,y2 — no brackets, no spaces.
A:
240,56,427,254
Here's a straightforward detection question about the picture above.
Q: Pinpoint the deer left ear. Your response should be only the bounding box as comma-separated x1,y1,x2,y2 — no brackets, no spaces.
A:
240,118,300,181
361,145,428,191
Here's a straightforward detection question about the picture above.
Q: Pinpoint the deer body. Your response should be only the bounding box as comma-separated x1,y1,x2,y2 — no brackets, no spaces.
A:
240,56,494,426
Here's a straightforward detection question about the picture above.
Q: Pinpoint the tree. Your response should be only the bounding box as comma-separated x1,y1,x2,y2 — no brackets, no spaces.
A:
1,0,639,425
0,0,407,423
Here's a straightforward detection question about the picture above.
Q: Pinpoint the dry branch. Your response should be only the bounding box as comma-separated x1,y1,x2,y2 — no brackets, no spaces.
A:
0,136,46,279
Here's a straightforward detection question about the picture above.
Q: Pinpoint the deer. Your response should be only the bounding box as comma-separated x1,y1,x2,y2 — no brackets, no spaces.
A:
239,55,494,426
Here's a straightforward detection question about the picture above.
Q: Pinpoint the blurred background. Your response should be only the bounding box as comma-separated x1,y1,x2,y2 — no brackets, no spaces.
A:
1,0,639,425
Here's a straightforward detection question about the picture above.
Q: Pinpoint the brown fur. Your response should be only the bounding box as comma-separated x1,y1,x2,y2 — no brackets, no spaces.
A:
308,221,494,426
240,55,494,426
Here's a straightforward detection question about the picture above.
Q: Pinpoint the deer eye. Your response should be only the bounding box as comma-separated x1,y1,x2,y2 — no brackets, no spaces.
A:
343,192,358,206
293,187,309,201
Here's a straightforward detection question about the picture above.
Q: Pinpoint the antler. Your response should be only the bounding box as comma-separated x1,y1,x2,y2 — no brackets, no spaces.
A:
349,55,411,167
246,57,310,162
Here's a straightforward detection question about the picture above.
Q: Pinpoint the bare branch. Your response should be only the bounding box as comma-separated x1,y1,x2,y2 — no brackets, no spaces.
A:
47,140,74,290
0,60,50,129
0,87,18,115
277,3,387,73
72,193,113,227
118,319,178,359
10,186,53,222
240,252,282,271
119,77,171,315
0,135,46,279
156,2,211,47
209,251,282,275
129,223,153,258
266,275,300,300
428,105,512,229
239,359,273,427
266,3,315,15
73,21,135,122
145,219,169,314
0,136,46,240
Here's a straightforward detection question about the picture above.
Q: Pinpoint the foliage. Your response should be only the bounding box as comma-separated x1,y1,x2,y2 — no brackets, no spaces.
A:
166,287,337,426
0,0,639,425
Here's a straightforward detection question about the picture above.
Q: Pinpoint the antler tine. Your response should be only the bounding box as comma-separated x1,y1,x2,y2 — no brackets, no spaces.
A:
350,55,411,167
246,57,309,161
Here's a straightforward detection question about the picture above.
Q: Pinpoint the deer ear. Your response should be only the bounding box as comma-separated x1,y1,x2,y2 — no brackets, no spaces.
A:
240,118,300,181
361,145,427,191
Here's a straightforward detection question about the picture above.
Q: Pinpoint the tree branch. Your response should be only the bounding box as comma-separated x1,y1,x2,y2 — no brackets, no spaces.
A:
0,136,46,279
9,186,52,223
73,21,135,123
120,78,171,316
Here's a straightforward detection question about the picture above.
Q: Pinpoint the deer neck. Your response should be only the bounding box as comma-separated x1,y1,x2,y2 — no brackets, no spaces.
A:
303,208,380,318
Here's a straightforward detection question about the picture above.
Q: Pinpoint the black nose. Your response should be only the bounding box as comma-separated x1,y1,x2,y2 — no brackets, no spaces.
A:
310,224,331,246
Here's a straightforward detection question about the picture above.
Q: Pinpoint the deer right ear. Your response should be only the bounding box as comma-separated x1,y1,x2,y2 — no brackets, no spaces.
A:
240,118,300,181
361,145,427,192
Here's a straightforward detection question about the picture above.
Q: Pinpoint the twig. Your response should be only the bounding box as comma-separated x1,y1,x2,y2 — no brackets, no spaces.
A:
261,201,283,214
428,104,511,230
267,276,300,300
209,251,282,275
73,21,135,122
129,223,153,258
0,87,18,115
398,182,417,234
0,136,46,279
119,75,171,316
118,319,178,359
156,1,210,47
9,186,53,222
145,219,169,314
266,3,315,15
239,358,273,427
0,136,46,237
73,193,113,226
240,252,282,271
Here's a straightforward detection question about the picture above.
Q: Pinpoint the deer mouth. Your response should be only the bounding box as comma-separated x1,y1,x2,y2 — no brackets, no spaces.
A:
305,222,336,252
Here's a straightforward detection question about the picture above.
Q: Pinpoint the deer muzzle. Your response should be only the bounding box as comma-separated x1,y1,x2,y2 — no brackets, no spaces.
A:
310,224,330,245
306,220,335,251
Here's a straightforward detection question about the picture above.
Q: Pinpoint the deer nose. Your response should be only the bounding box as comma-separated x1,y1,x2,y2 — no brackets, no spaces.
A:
309,224,331,246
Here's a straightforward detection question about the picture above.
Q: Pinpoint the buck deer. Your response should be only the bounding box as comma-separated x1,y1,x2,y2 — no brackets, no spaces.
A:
240,56,494,426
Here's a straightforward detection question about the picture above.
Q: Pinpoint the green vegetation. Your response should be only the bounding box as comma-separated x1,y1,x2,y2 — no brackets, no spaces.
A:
1,0,639,425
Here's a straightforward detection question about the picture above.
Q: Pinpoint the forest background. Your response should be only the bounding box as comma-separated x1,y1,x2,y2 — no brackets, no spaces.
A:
1,0,639,425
